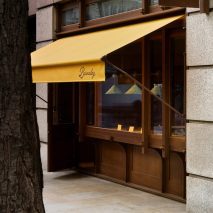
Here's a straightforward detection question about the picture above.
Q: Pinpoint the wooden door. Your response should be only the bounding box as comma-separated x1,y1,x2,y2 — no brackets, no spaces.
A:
48,83,78,172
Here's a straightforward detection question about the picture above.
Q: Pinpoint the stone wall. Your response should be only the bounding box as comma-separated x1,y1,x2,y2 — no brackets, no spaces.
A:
28,0,36,16
186,1,213,212
36,0,57,142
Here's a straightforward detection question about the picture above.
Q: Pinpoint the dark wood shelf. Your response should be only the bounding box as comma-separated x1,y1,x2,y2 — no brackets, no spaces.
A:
85,126,143,145
85,126,185,152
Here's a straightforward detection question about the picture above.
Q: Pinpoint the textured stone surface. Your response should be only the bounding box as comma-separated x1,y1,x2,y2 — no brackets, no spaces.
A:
35,42,49,144
36,6,54,42
37,0,53,9
187,176,213,213
36,41,53,50
187,123,213,178
187,0,213,13
186,8,199,13
28,0,36,16
187,68,213,121
37,0,63,8
187,12,213,66
36,83,48,108
36,110,48,142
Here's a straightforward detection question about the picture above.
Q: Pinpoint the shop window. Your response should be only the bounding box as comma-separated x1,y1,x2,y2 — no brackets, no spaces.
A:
98,67,142,131
149,39,162,134
61,3,79,26
94,41,142,132
85,30,185,139
86,0,142,21
170,36,185,136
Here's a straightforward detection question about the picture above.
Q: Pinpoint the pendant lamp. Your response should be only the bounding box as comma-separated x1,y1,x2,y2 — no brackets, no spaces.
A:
151,84,162,97
125,83,142,95
105,74,122,94
105,84,122,94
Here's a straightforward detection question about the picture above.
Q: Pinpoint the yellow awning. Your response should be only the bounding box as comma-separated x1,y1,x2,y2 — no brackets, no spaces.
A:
32,15,183,83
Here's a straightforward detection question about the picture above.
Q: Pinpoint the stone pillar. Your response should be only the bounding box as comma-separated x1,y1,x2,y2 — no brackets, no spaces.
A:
36,0,56,143
186,1,213,212
28,0,36,16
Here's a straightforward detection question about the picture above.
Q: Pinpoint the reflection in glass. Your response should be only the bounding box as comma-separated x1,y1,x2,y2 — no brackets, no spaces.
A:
97,41,142,132
170,37,185,136
99,66,142,131
125,84,142,94
151,84,162,97
149,39,162,134
105,74,122,94
150,0,159,5
86,0,142,21
62,7,79,26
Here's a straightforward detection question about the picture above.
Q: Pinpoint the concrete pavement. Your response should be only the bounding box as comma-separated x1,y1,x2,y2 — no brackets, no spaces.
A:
41,143,186,213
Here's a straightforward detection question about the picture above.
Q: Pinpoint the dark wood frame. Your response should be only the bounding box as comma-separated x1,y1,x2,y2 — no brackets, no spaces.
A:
76,21,186,200
56,0,184,35
50,1,186,201
83,24,186,152
159,0,209,13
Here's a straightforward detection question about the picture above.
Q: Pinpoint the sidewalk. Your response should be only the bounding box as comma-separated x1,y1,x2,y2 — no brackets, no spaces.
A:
41,143,186,213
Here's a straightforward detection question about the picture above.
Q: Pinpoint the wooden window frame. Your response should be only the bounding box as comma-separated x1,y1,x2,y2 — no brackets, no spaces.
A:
58,1,80,32
159,0,209,13
57,0,165,33
83,22,186,155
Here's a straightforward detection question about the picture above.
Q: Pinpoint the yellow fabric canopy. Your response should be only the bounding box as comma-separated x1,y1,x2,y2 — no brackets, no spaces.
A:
32,15,183,83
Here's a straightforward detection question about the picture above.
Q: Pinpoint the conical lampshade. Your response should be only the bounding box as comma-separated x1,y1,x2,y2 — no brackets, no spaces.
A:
105,84,122,94
125,84,142,94
151,84,162,97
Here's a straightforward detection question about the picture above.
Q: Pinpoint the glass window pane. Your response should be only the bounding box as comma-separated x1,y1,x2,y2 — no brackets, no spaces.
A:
97,42,142,132
86,2,101,20
170,37,185,136
86,0,142,21
62,7,79,25
149,39,162,134
150,0,159,5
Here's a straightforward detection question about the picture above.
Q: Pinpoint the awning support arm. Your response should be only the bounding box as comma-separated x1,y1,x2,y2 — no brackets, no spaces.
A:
36,94,48,104
103,56,186,120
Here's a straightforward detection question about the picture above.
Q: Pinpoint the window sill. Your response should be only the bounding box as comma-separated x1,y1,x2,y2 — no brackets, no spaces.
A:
85,126,186,152
85,125,143,145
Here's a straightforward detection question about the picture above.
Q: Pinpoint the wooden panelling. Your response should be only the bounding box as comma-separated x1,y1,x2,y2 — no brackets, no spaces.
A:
77,141,95,171
128,146,162,191
166,152,185,197
159,0,199,8
170,137,186,152
86,126,185,152
142,37,150,153
98,142,126,181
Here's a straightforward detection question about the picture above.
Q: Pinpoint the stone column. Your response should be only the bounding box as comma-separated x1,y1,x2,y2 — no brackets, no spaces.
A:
36,0,56,143
186,1,213,212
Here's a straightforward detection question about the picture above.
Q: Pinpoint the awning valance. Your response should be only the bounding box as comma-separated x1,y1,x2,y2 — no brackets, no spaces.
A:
32,15,183,83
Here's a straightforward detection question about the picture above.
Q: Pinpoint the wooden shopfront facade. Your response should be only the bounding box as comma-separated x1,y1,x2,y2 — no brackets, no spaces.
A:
32,0,186,201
